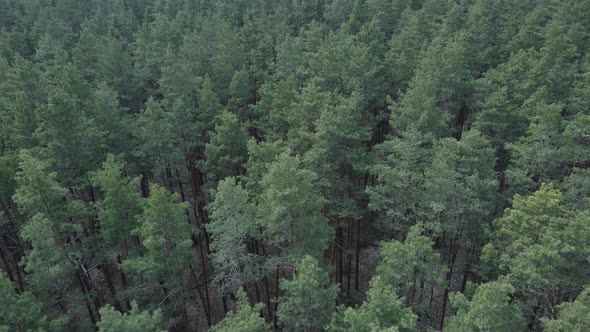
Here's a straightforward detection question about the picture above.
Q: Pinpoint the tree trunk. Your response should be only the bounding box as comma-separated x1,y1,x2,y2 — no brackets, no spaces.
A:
75,269,98,325
258,240,273,320
197,235,212,326
12,254,24,292
337,224,343,288
0,244,16,285
140,171,150,197
160,280,170,305
355,219,361,291
439,236,460,330
117,254,131,310
346,222,353,298
273,264,280,330
189,265,211,327
101,263,123,312
222,294,228,314
175,168,186,201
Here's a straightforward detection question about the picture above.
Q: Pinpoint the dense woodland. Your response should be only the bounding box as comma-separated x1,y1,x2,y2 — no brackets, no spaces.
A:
0,0,589,331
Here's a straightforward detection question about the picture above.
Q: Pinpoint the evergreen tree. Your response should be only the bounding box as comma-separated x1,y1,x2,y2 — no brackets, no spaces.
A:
0,272,66,332
202,112,249,184
482,184,590,325
445,280,525,332
542,286,590,332
277,255,338,331
91,154,142,247
97,301,165,332
258,153,333,260
208,177,260,295
328,276,416,331
121,185,195,308
210,288,270,332
377,225,443,313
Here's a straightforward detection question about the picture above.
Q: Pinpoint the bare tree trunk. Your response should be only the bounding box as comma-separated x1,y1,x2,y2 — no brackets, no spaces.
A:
117,254,131,310
355,219,361,291
197,235,212,326
101,263,123,311
258,240,273,320
439,236,459,330
337,224,343,288
346,222,353,298
140,172,150,198
0,244,15,285
273,264,280,330
189,266,211,327
76,269,98,325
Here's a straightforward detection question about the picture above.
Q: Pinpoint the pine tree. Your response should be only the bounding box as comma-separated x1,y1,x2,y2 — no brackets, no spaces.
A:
542,286,590,332
277,255,338,331
377,225,443,313
258,153,333,260
0,272,66,332
134,97,178,177
202,112,249,184
210,288,270,332
97,301,165,332
328,276,416,331
208,177,260,295
123,185,194,284
445,280,525,332
91,154,142,247
482,184,590,326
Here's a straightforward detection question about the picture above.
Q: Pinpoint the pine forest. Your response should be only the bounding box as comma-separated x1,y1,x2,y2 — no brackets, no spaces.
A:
0,0,590,331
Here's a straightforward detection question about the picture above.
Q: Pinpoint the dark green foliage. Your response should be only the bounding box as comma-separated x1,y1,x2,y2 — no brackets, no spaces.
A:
0,272,66,332
1,0,589,331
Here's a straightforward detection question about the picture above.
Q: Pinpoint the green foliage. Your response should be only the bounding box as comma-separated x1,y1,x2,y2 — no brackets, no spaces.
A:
258,153,333,260
122,185,194,284
543,286,590,332
35,87,106,185
482,184,590,317
328,276,417,332
196,75,224,142
446,280,525,332
211,288,270,332
560,168,590,211
3,0,590,330
304,91,371,221
377,225,443,312
20,213,74,306
13,150,67,219
134,97,178,174
203,112,249,183
0,272,66,332
368,128,431,234
424,130,498,234
91,154,142,247
208,178,260,294
278,255,338,331
97,301,165,332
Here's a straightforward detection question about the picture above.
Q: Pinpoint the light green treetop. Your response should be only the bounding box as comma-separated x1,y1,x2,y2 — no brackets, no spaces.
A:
277,255,339,332
445,280,525,332
97,301,165,332
258,153,333,260
543,285,590,332
208,177,261,295
210,288,270,332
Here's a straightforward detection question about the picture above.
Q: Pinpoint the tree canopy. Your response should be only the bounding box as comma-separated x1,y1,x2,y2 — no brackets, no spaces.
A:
1,0,589,331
